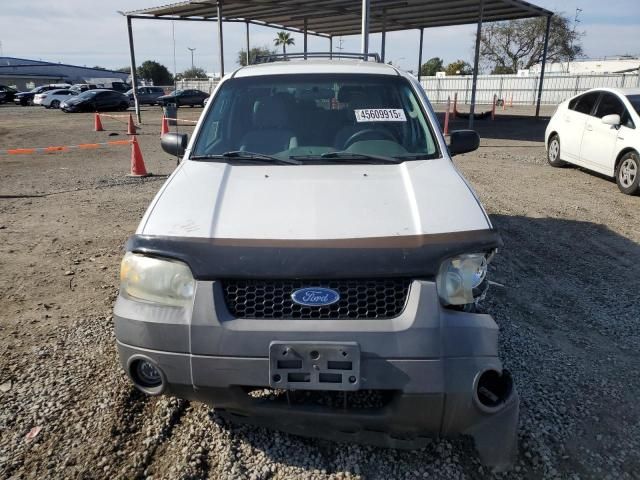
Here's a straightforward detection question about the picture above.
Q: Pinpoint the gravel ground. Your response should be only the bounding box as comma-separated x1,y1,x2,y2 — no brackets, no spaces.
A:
0,104,639,479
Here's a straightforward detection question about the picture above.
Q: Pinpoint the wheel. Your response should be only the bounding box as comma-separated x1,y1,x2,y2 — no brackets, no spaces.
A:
615,151,639,195
50,100,60,109
119,102,129,111
547,134,566,167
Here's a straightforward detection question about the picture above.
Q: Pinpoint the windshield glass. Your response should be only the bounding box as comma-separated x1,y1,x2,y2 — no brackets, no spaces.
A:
627,95,640,115
191,74,439,161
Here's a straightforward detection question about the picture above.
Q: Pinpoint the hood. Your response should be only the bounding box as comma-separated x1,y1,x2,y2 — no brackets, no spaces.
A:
140,159,490,240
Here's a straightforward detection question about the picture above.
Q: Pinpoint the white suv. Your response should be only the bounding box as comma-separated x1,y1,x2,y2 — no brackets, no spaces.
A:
114,56,518,469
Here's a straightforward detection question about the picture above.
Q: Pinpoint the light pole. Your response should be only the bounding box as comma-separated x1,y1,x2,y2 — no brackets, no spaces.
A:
187,47,196,70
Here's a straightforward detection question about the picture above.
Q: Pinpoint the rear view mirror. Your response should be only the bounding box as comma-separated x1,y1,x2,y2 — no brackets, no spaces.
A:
449,130,480,156
601,114,621,126
161,133,188,157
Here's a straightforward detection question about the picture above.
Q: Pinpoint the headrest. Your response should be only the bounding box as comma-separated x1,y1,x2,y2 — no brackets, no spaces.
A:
337,86,366,103
252,96,288,129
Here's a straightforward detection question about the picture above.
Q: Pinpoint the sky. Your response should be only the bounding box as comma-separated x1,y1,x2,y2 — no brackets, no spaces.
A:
0,0,638,75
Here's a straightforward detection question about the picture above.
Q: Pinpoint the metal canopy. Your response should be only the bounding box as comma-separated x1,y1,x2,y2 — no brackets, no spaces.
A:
124,0,552,125
125,0,551,37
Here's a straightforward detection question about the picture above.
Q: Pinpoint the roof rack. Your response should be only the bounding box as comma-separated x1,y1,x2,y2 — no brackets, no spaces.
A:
253,52,381,64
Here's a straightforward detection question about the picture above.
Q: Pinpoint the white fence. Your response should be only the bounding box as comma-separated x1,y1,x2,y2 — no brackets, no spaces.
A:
421,73,640,105
162,73,640,106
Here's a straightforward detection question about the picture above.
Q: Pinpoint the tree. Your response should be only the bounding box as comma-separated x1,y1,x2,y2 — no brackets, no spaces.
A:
480,14,584,73
420,57,444,77
176,67,208,80
445,60,473,76
492,65,515,74
116,66,131,74
137,60,174,86
274,31,295,55
237,46,276,66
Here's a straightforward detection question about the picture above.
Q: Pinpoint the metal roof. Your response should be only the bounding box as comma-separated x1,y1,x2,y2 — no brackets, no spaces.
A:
126,0,552,37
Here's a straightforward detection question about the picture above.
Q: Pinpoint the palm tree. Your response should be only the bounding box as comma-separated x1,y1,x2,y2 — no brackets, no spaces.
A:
274,31,295,56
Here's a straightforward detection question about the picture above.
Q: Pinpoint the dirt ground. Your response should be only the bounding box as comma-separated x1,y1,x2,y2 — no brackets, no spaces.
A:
0,103,639,480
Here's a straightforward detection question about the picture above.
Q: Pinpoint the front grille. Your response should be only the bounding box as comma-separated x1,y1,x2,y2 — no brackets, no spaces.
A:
221,279,412,319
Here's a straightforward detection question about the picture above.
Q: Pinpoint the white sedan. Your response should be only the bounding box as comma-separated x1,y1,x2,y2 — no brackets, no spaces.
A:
34,89,78,109
545,87,640,195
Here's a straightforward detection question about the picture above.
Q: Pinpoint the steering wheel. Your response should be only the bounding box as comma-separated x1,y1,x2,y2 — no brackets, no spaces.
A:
343,128,396,149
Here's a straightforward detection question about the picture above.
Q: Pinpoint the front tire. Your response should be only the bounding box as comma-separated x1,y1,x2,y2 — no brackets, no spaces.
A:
616,151,639,195
51,100,60,109
547,134,566,167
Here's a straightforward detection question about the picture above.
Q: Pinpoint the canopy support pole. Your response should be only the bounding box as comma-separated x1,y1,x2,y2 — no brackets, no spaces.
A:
361,0,370,56
126,16,141,123
536,14,552,117
217,1,225,77
381,9,387,63
417,27,424,82
469,0,485,129
245,20,250,65
304,18,308,59
329,36,333,58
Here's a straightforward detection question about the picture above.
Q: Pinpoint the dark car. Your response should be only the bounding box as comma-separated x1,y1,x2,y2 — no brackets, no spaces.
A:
110,82,131,93
156,89,208,107
0,85,18,104
126,86,166,106
14,85,65,106
60,89,130,113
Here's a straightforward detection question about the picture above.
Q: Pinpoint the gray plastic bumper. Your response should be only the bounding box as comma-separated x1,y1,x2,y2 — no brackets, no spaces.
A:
114,280,519,468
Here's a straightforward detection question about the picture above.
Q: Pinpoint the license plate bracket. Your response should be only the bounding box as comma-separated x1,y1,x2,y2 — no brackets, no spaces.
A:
269,341,361,391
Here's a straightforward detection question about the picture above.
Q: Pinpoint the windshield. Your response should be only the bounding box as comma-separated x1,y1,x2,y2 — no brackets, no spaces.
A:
191,74,439,161
627,95,640,115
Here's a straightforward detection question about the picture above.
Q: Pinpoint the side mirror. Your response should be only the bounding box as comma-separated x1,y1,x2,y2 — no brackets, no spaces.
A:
601,114,621,126
161,132,188,157
449,130,480,156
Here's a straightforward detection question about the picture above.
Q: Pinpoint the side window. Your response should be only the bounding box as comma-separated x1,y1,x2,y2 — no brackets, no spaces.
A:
595,93,625,118
568,95,581,110
573,92,599,115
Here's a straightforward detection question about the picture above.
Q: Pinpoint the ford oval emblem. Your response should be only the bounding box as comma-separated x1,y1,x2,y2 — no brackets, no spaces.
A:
291,287,340,307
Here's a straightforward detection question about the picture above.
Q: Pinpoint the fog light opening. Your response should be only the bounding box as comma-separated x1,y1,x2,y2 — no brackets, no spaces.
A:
475,369,513,412
130,359,165,393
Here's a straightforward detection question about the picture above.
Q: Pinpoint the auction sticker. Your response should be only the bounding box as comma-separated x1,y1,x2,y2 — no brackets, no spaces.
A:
355,108,406,122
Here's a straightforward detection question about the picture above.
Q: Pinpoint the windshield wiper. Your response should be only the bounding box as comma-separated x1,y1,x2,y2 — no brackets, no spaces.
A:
190,151,301,165
289,151,402,164
394,153,440,160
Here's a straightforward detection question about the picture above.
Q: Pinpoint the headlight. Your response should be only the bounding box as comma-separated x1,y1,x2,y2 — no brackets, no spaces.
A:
436,253,488,306
120,252,195,307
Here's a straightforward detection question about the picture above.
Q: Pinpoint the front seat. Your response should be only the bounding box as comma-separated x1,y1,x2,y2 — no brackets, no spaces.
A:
239,96,298,154
333,87,383,149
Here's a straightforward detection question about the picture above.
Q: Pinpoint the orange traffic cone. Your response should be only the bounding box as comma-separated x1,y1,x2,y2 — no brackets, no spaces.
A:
94,113,104,132
128,136,150,177
127,113,137,135
160,115,169,136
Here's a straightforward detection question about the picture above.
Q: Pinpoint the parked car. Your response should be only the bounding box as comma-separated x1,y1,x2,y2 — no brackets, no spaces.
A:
109,81,131,93
14,84,71,106
70,83,99,93
35,89,78,109
60,89,129,112
0,85,18,104
546,87,640,195
156,89,208,107
115,56,518,469
126,86,165,105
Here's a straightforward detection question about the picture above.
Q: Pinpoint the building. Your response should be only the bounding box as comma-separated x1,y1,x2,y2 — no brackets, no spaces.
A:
530,56,640,75
0,57,129,91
